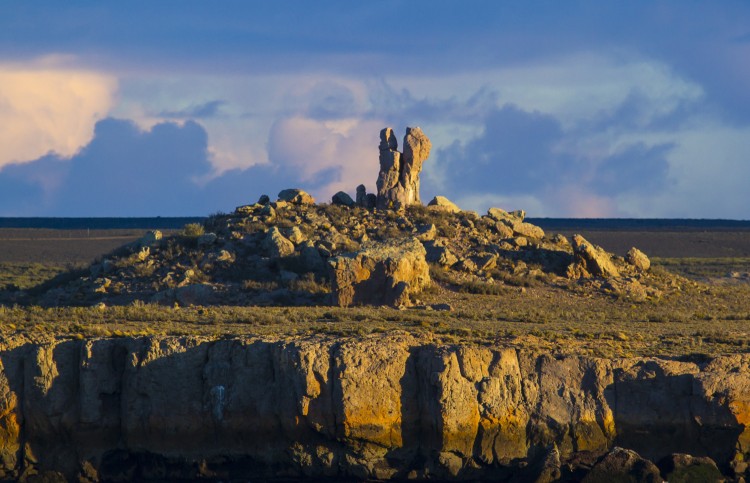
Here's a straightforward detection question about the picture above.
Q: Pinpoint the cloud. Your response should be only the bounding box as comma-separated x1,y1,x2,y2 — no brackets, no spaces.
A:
267,116,383,200
0,59,117,168
157,100,226,119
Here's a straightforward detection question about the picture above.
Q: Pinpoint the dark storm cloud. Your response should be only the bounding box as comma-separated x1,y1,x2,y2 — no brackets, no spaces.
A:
0,118,318,216
426,103,672,203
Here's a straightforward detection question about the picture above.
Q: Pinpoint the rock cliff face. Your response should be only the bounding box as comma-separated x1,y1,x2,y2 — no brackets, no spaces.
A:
0,334,748,481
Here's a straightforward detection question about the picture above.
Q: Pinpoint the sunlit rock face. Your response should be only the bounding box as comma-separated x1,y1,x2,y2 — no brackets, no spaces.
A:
376,127,431,211
0,335,747,480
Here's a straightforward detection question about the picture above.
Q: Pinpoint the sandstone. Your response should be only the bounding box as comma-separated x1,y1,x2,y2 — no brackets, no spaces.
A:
263,227,295,258
376,127,431,210
415,224,437,242
331,191,354,207
278,188,315,205
487,207,522,228
0,336,745,480
286,226,306,245
514,222,545,239
626,247,651,272
427,196,460,213
495,222,514,238
569,234,620,278
327,237,430,307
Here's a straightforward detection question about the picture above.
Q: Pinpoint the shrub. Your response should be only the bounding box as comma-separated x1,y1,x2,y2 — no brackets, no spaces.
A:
182,223,205,238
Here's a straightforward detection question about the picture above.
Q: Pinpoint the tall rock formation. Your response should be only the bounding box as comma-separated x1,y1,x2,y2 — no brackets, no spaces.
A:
376,127,431,210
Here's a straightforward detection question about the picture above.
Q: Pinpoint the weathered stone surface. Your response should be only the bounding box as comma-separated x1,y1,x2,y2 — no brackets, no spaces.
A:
514,222,545,239
427,196,460,213
263,227,295,258
487,207,523,228
626,247,651,272
136,230,162,248
0,336,747,480
582,447,661,482
568,234,620,278
196,232,217,247
331,191,354,207
327,237,430,307
376,127,431,210
278,188,315,205
415,224,437,242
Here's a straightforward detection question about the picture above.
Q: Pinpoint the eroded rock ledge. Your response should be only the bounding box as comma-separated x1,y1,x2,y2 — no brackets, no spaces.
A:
0,333,747,481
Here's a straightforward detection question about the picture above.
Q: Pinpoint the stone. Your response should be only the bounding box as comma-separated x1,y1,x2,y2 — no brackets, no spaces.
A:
328,237,430,307
626,247,651,272
657,453,722,483
332,191,355,207
415,224,437,242
475,254,498,271
569,234,620,278
365,193,377,209
356,184,367,207
456,258,478,273
427,196,460,213
582,447,661,483
495,222,514,238
487,207,522,229
196,232,217,247
260,204,276,220
136,230,162,248
286,226,306,245
257,194,270,205
513,222,545,239
174,284,215,306
263,227,295,258
278,188,315,205
300,242,325,273
376,127,431,210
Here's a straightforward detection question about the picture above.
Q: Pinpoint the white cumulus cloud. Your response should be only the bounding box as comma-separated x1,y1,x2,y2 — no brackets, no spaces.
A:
0,58,117,168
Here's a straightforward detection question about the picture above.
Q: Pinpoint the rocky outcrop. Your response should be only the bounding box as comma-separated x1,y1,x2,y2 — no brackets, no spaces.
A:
278,188,315,205
427,196,460,213
327,237,430,307
0,334,747,481
376,127,431,210
568,234,620,278
627,247,651,272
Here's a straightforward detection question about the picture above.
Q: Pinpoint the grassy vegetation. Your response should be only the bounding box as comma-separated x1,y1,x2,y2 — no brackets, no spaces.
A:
0,263,68,290
652,257,750,279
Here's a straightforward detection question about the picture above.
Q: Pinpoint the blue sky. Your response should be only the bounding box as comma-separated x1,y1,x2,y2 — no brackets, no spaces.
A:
1,1,749,217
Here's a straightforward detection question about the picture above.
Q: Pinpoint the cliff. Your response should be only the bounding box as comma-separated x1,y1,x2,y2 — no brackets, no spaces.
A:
0,333,747,481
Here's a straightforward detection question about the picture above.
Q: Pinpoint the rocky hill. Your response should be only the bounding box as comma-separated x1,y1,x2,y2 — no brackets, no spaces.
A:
25,127,675,309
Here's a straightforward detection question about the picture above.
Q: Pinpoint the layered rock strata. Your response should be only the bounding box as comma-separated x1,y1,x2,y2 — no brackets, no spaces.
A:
0,334,748,481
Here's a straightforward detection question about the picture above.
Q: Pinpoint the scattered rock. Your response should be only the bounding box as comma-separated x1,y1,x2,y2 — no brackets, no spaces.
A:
258,194,270,205
495,222,514,238
332,191,355,207
263,227,295,258
278,188,315,205
427,196,460,213
487,207,523,229
300,242,326,273
328,237,430,307
626,247,651,272
376,127,431,210
569,234,620,278
582,447,661,483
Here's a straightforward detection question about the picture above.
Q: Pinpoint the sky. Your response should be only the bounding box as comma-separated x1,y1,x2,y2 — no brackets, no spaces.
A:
1,1,749,218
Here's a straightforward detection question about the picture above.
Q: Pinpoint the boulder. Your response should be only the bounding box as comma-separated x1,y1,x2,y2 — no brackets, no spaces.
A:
415,224,437,242
332,191,355,207
376,127,431,210
174,284,216,306
427,196,460,213
487,207,523,228
356,184,367,207
136,230,162,248
582,447,661,483
328,237,430,307
657,453,722,483
278,188,315,205
513,222,545,239
495,222,514,239
300,242,326,273
257,194,270,205
569,234,620,278
196,232,217,247
263,227,295,258
286,226,306,245
626,247,651,272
